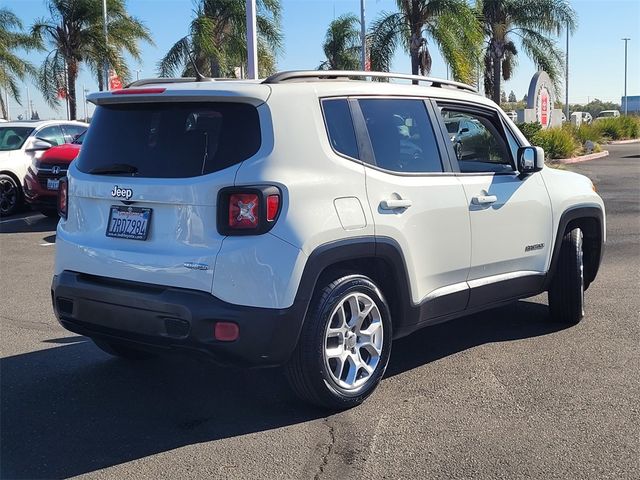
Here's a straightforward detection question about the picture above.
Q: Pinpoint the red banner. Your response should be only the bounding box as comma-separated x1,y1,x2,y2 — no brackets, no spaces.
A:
109,69,123,90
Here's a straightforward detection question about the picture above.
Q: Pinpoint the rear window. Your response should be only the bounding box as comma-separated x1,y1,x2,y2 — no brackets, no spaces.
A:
77,102,261,178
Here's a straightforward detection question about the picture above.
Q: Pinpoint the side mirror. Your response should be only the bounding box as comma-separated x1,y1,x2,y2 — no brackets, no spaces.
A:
26,138,54,152
517,146,544,175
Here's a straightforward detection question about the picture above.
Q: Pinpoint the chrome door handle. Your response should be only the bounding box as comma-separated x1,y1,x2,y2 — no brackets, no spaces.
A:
472,195,498,205
380,198,413,210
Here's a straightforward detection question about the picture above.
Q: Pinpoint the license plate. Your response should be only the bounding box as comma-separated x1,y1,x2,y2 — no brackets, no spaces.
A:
47,178,59,190
106,206,152,241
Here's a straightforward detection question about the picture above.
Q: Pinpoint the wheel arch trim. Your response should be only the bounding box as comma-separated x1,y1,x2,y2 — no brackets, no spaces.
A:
544,204,605,290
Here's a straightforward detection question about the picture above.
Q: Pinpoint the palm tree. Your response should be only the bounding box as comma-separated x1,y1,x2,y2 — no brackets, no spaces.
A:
478,0,576,104
318,14,361,71
368,0,482,84
32,0,153,120
0,8,42,120
158,0,282,79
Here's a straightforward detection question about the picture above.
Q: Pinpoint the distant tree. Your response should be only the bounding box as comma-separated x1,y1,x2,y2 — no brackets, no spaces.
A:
508,90,516,102
368,0,482,83
522,93,528,103
318,14,361,70
570,98,622,119
0,7,42,120
500,90,507,104
159,0,282,78
32,0,153,119
31,110,40,120
478,0,577,103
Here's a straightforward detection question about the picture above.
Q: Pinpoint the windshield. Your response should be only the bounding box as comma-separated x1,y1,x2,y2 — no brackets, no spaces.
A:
76,102,261,178
600,111,616,117
0,127,34,151
445,121,460,134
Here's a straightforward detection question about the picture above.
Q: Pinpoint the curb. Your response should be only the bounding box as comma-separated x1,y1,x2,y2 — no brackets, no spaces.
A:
608,139,640,145
556,150,609,164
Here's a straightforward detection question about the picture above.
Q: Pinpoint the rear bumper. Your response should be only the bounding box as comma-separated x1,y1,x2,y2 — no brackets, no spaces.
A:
51,271,304,367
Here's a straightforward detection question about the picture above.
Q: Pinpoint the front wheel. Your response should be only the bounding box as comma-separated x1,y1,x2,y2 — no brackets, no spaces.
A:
286,275,392,410
0,174,21,217
548,228,585,324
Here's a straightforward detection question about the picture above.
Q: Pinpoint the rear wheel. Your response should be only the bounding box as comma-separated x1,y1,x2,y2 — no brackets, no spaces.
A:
548,228,585,324
0,174,21,217
92,338,155,360
286,275,392,410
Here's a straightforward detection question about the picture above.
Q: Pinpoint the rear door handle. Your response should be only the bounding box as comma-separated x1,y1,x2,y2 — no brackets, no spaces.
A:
380,198,413,210
472,195,498,205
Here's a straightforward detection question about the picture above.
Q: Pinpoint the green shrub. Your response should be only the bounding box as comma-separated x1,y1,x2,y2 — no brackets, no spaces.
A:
574,123,604,143
515,122,542,142
619,116,640,138
596,118,624,140
595,116,640,140
532,127,579,160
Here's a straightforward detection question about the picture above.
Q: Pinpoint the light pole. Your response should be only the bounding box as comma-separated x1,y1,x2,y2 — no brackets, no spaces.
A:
622,38,630,115
135,69,142,81
565,21,570,121
360,0,366,71
246,0,258,79
83,85,88,122
102,0,109,90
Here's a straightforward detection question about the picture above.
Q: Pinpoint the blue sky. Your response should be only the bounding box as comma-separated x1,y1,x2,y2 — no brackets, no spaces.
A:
4,0,639,120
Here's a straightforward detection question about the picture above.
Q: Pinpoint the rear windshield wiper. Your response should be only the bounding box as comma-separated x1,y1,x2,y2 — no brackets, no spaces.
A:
89,163,139,175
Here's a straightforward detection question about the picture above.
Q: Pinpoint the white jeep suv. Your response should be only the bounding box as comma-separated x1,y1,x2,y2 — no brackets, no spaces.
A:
52,71,605,409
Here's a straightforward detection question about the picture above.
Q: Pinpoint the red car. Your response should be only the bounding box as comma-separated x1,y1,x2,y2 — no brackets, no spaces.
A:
24,132,84,216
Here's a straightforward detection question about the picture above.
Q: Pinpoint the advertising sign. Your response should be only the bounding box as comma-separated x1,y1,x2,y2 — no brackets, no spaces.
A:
526,71,555,129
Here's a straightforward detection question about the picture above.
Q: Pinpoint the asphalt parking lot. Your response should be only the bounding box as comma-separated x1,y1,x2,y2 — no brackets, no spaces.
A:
1,143,638,480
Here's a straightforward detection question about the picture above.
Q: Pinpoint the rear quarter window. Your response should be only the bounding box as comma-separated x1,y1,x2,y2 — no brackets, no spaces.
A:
321,99,359,159
76,102,261,178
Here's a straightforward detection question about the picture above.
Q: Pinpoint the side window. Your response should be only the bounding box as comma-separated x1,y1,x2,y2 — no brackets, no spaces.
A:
504,124,521,162
358,98,442,173
62,124,87,142
36,125,65,146
439,108,514,173
322,99,359,159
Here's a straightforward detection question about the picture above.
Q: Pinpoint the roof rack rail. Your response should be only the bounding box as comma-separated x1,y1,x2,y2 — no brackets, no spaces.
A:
263,70,478,93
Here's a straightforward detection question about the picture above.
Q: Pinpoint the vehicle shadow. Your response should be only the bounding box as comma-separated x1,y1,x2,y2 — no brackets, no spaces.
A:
0,299,566,479
386,299,566,377
0,213,58,234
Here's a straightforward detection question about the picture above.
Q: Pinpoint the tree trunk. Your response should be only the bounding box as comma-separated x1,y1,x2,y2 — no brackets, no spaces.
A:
410,32,421,84
67,60,78,120
492,52,501,104
0,95,6,120
210,59,221,78
97,70,104,92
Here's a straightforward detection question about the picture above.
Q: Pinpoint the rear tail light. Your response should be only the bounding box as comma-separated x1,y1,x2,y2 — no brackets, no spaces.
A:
229,193,260,229
266,194,280,222
111,88,166,95
217,186,281,235
58,177,68,219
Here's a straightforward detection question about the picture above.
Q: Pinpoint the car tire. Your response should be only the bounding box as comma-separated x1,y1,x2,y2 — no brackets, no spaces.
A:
0,174,22,217
286,275,392,410
548,228,585,324
92,338,155,360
